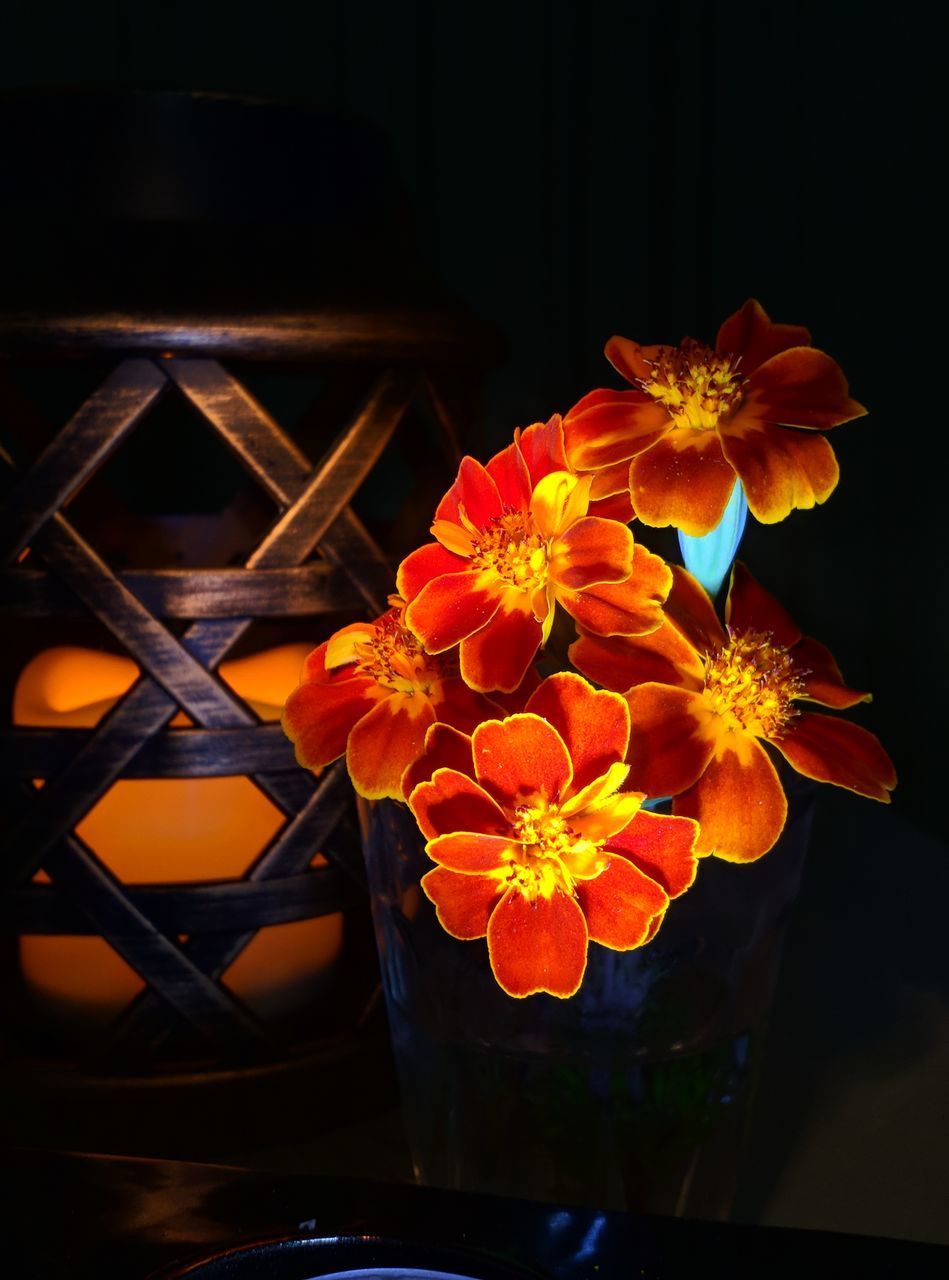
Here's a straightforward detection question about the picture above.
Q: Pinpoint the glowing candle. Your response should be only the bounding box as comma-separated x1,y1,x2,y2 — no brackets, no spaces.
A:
14,644,343,1029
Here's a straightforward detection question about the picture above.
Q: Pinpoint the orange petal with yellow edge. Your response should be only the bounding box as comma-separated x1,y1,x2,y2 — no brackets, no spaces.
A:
604,336,667,385
409,767,510,840
434,455,505,528
405,570,500,653
589,459,634,500
485,440,533,510
630,431,737,536
589,488,636,524
282,675,378,774
793,637,870,709
346,693,436,800
563,387,671,472
517,415,569,485
525,672,630,791
715,299,811,373
674,732,787,861
719,418,839,524
725,561,802,648
472,713,573,808
401,723,474,800
397,542,469,603
771,713,896,801
604,809,699,898
421,866,503,939
625,683,720,798
665,564,727,653
575,856,668,950
742,347,866,429
427,831,518,874
459,596,544,694
487,887,588,998
570,623,704,694
558,542,671,637
549,516,634,590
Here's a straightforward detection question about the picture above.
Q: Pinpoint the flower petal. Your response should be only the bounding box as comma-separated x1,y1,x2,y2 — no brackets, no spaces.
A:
530,470,591,539
421,866,504,939
472,713,573,807
322,623,375,670
715,298,811,373
604,809,700,898
674,732,787,861
569,790,644,842
563,387,671,472
516,415,569,485
742,347,866,429
575,856,669,950
405,570,501,652
725,561,802,648
282,675,378,774
525,671,630,791
434,675,506,734
400,723,474,800
459,595,544,694
625,684,720,797
397,542,470,603
485,440,533,510
589,488,636,524
771,712,896,801
570,623,705,693
434,455,505,528
549,516,634,590
719,417,840,524
409,766,511,839
630,430,737,536
427,831,519,873
604,336,666,385
487,887,588,998
346,693,436,800
793,636,871,709
558,542,671,637
665,564,727,653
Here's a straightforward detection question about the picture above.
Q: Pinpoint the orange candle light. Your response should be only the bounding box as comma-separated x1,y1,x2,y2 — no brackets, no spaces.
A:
14,644,343,1029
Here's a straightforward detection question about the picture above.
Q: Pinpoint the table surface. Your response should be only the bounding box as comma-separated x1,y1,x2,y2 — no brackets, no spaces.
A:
3,1148,946,1280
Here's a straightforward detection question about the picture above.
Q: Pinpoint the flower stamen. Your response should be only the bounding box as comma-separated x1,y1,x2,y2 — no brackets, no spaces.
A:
639,339,745,431
469,510,549,592
704,628,803,737
505,802,604,900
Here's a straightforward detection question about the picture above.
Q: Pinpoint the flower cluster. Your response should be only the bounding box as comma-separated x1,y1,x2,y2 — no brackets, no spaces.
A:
284,300,895,998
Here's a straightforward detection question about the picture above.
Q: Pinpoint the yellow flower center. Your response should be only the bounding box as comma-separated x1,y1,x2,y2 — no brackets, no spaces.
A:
469,510,549,592
704,629,803,737
638,339,745,431
353,610,444,698
502,803,605,901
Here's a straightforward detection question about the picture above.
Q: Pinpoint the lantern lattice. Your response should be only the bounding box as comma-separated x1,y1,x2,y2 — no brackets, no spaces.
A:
0,310,492,1082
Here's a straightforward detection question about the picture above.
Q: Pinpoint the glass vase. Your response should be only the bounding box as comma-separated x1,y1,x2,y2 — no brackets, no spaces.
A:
359,769,816,1218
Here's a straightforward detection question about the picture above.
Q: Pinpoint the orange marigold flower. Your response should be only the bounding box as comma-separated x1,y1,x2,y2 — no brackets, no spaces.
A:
396,428,671,694
562,298,866,536
282,599,499,801
405,673,700,998
570,563,897,862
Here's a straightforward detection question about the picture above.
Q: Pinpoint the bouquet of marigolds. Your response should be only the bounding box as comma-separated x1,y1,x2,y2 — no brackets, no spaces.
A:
283,300,896,1000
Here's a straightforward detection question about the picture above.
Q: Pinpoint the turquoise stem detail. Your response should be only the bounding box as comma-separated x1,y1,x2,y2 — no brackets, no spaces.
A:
677,483,748,599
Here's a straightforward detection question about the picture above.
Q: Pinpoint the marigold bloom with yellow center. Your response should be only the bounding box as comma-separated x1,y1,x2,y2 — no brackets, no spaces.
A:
397,428,670,694
562,299,866,536
282,599,500,800
405,673,700,998
570,563,897,862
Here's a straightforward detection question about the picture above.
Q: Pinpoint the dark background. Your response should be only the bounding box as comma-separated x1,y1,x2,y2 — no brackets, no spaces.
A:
1,0,947,1247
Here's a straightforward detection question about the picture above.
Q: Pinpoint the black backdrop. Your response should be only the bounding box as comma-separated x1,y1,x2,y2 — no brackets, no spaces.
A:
2,0,947,1244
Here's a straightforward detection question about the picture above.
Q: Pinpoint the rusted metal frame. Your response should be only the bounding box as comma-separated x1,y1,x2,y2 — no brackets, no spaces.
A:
167,360,399,613
1,367,413,886
0,359,168,564
0,722,296,778
104,761,354,1059
3,865,343,935
20,787,269,1051
0,562,363,618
